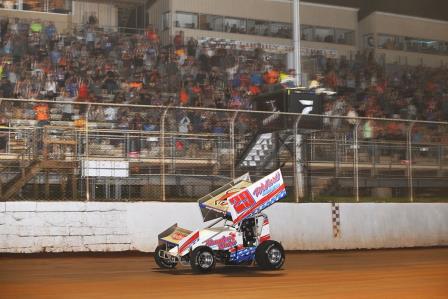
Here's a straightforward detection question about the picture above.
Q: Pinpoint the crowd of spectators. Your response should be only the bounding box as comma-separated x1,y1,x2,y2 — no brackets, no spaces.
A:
0,16,295,138
0,16,447,153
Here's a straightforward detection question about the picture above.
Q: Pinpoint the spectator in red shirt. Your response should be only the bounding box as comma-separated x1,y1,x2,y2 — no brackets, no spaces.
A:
249,84,261,96
146,26,159,44
77,81,89,101
179,88,189,105
264,68,279,85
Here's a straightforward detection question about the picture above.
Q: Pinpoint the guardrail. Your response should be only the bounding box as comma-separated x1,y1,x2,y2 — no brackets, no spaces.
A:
0,98,447,202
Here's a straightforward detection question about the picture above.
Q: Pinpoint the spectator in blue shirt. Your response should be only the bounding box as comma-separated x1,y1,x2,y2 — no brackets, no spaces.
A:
50,49,61,65
45,22,57,41
250,72,263,86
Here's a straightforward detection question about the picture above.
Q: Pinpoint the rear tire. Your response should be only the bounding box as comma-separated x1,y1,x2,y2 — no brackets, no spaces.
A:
154,245,177,269
255,240,285,270
190,246,216,273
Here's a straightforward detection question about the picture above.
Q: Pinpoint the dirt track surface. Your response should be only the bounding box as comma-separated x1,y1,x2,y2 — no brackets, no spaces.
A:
1,248,447,299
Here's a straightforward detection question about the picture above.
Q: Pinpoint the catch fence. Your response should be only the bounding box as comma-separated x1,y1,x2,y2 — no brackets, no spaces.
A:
0,98,447,202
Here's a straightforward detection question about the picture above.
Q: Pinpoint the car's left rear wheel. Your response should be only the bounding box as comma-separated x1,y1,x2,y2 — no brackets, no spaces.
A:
154,245,177,269
255,240,285,270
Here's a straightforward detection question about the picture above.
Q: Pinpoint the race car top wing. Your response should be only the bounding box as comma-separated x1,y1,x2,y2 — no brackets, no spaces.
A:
158,223,192,246
198,173,251,222
227,169,286,224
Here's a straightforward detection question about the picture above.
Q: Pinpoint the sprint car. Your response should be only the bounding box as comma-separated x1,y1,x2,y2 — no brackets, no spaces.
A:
154,169,287,273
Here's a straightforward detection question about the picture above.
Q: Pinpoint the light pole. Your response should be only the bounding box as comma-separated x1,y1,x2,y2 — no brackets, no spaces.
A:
292,0,301,86
267,0,301,86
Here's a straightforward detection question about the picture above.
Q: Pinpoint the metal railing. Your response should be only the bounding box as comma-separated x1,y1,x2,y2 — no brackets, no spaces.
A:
0,97,447,202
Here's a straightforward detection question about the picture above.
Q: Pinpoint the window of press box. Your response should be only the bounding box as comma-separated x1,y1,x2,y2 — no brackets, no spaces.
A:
406,37,445,55
301,25,313,41
405,37,422,52
199,14,223,32
419,39,441,54
224,17,246,34
175,12,198,29
378,34,404,50
270,22,291,38
376,34,448,55
314,27,335,43
1,0,71,13
247,20,270,36
162,12,171,31
441,42,448,54
335,28,354,45
363,34,375,49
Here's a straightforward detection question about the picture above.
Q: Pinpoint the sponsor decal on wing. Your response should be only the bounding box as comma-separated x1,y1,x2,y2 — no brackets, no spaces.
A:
228,170,286,224
253,171,281,198
200,181,252,215
171,231,187,241
233,184,285,224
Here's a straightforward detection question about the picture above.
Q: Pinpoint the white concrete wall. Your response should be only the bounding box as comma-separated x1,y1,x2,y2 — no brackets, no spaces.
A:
1,202,447,253
268,203,448,250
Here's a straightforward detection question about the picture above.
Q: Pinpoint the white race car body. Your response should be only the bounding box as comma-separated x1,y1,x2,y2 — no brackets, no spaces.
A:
168,214,271,262
156,169,286,271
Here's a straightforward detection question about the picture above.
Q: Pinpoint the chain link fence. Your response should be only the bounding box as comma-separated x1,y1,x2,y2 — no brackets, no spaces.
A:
0,98,447,202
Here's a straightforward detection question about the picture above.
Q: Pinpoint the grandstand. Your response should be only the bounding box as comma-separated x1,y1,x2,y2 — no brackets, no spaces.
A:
0,2,447,202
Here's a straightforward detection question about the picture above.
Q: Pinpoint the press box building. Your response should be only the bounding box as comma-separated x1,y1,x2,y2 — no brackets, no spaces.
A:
359,11,448,67
148,0,359,58
1,0,448,69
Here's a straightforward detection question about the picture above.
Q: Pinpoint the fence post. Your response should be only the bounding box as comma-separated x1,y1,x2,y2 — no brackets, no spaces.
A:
407,122,415,202
439,144,444,177
230,112,238,179
85,104,91,201
335,134,340,177
353,120,361,202
294,115,303,202
160,108,169,201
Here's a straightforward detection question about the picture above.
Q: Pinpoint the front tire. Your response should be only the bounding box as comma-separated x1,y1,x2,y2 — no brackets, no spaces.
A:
190,246,216,273
255,240,285,270
154,245,177,269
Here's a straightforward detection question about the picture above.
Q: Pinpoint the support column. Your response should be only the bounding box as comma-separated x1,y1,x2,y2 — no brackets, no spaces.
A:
85,104,91,201
293,0,302,86
230,112,238,179
407,122,415,202
33,178,39,200
353,121,361,202
72,174,78,200
143,1,146,28
45,171,50,200
60,174,67,200
160,108,169,201
294,115,304,202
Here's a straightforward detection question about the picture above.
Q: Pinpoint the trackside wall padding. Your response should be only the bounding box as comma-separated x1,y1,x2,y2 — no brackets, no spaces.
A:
0,202,447,253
